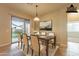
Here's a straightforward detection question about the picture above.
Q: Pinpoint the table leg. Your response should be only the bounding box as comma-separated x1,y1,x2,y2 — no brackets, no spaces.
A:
54,36,56,47
46,40,49,56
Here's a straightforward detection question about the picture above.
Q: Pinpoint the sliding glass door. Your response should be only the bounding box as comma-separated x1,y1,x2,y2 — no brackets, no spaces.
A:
24,21,30,36
11,16,30,43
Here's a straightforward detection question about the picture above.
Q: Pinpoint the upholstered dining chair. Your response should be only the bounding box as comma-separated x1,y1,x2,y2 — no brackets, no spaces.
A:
30,35,45,56
48,32,56,48
22,33,29,54
17,33,22,49
39,31,47,45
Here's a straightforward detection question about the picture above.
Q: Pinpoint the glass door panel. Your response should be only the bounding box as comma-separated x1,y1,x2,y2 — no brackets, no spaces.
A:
11,17,30,43
11,17,24,43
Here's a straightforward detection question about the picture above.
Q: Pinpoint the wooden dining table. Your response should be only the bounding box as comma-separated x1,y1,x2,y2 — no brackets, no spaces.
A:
38,35,56,56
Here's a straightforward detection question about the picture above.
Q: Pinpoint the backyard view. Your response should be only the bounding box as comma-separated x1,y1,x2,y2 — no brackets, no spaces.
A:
12,32,18,43
11,16,30,43
12,17,24,43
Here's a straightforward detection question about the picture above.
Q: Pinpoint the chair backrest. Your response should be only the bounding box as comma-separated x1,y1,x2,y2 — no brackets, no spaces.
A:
22,33,28,45
31,35,39,51
48,32,55,36
40,31,47,36
31,31,39,35
17,33,21,42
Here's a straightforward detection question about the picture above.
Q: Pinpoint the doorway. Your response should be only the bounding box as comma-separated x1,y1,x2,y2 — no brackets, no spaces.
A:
11,16,30,43
67,21,79,43
67,13,79,56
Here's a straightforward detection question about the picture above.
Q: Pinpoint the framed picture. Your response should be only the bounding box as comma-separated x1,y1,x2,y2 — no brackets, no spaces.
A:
40,20,52,31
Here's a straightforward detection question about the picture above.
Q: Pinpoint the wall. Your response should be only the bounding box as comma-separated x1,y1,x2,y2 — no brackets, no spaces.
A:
40,8,67,47
0,5,32,47
68,13,79,21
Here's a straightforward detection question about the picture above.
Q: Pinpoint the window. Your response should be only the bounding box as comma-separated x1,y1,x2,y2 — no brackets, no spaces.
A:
68,21,79,32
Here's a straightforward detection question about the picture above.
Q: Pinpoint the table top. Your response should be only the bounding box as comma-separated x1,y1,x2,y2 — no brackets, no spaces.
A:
38,35,55,40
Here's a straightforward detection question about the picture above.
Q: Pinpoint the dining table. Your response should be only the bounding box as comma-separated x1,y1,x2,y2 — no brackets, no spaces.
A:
38,35,56,56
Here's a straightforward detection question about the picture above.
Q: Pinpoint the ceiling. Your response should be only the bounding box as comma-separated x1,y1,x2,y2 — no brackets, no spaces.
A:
1,3,79,17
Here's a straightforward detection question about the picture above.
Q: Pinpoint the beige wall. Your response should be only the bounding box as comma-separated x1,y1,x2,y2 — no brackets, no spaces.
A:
68,13,79,21
40,8,67,47
0,5,32,47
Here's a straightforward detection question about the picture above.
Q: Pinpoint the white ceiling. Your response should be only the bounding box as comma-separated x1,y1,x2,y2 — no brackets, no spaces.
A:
1,3,79,17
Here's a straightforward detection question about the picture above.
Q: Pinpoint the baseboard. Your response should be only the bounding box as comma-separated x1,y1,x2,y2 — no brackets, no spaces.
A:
0,42,11,47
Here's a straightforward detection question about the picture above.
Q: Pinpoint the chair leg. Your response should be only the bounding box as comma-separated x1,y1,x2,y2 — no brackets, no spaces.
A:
23,44,25,51
18,42,19,48
31,49,33,56
39,50,40,56
39,45,40,56
52,43,54,48
21,42,23,49
27,44,29,54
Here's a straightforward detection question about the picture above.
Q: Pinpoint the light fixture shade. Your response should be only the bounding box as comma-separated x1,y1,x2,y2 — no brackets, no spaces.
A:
33,5,40,21
33,16,40,21
66,4,78,13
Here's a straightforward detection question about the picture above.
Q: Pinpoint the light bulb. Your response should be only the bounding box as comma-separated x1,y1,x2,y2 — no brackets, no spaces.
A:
34,17,40,21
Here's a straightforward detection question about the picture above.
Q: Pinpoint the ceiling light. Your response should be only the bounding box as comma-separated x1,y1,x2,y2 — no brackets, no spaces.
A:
33,5,40,21
66,4,78,13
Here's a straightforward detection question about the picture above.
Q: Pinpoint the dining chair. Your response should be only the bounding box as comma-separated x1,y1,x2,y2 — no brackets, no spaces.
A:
30,35,45,56
22,33,29,54
39,32,47,45
17,33,22,49
47,32,56,48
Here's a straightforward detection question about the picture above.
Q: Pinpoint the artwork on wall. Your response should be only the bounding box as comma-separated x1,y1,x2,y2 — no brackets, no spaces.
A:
40,20,52,31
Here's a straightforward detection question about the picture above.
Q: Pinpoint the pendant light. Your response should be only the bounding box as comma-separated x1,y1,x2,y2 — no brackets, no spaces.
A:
33,5,40,21
66,4,78,13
